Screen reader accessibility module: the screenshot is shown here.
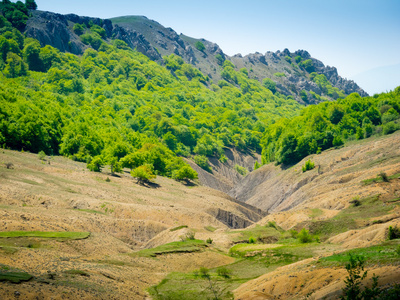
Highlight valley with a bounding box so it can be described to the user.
[0,1,399,299]
[1,132,399,299]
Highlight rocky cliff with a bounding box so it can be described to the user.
[24,10,367,104]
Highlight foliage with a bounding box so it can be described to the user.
[194,41,205,52]
[388,226,400,240]
[297,228,313,243]
[0,231,90,239]
[262,77,276,93]
[194,155,211,172]
[133,239,206,257]
[73,23,85,35]
[87,156,103,172]
[254,161,261,170]
[234,164,248,176]
[0,271,33,283]
[172,165,198,182]
[262,89,400,165]
[38,150,46,161]
[25,0,37,10]
[302,159,315,172]
[4,162,13,169]
[0,18,303,181]
[216,267,231,279]
[131,164,156,184]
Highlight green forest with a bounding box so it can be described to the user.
[1,1,400,181]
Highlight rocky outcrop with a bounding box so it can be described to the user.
[25,10,368,103]
[211,208,253,229]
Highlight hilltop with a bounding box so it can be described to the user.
[23,10,367,104]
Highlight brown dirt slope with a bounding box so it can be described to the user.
[0,149,261,299]
[231,132,400,213]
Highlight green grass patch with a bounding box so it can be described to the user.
[309,195,395,239]
[318,240,400,267]
[362,172,400,186]
[309,208,324,219]
[170,225,188,232]
[76,209,106,215]
[204,226,217,232]
[0,271,33,283]
[95,259,127,266]
[132,239,207,257]
[150,242,320,299]
[64,269,90,277]
[0,231,90,240]
[228,225,280,243]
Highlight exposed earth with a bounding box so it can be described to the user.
[1,132,400,299]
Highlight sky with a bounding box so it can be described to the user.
[33,0,400,94]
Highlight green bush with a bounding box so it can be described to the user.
[194,155,211,172]
[73,23,85,35]
[302,159,315,172]
[388,226,400,240]
[87,156,103,172]
[235,164,248,176]
[248,237,256,244]
[383,121,399,135]
[298,228,313,243]
[341,254,383,300]
[195,41,205,52]
[216,267,232,278]
[131,164,156,184]
[38,150,46,161]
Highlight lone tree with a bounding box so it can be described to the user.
[172,165,198,183]
[131,164,156,185]
[25,0,37,10]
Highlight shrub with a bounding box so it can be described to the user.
[302,159,315,172]
[254,161,261,170]
[206,237,213,244]
[341,254,381,300]
[172,165,198,182]
[350,196,361,207]
[219,154,228,163]
[38,150,46,161]
[199,267,209,279]
[73,23,85,35]
[383,121,399,135]
[289,229,298,238]
[298,228,313,243]
[4,162,13,169]
[262,78,276,93]
[180,231,195,241]
[195,41,205,52]
[379,172,389,182]
[248,237,256,244]
[217,267,232,278]
[194,155,212,172]
[131,164,156,184]
[235,164,248,176]
[87,156,103,172]
[388,226,400,240]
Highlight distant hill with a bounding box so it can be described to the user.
[23,10,367,104]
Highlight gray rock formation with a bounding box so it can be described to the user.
[24,10,368,103]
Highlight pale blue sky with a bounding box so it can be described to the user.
[33,0,400,94]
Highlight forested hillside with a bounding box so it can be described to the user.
[0,3,300,181]
[261,88,400,165]
[1,1,399,184]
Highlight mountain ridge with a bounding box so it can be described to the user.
[24,10,367,104]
